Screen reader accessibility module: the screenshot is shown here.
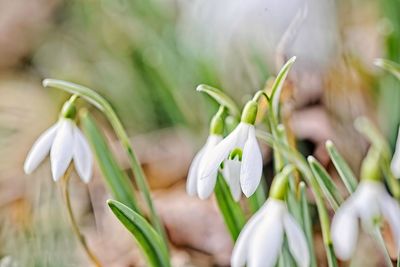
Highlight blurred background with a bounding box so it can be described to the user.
[0,0,399,266]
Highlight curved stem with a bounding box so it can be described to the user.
[61,169,103,267]
[252,90,270,102]
[43,79,168,245]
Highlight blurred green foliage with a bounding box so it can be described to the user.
[34,0,224,134]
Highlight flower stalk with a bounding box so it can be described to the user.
[61,167,102,267]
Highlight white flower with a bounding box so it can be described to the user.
[24,118,93,183]
[231,199,310,267]
[331,181,400,260]
[200,122,263,197]
[186,134,222,199]
[391,126,400,179]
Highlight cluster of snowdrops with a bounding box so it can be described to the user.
[24,57,400,267]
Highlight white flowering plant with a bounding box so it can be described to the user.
[22,57,400,267]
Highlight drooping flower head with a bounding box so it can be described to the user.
[187,105,243,200]
[231,166,310,267]
[24,96,93,183]
[200,99,263,197]
[331,148,400,260]
[187,106,225,199]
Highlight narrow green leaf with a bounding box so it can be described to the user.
[248,179,267,214]
[326,243,339,267]
[270,56,296,117]
[308,156,343,210]
[107,200,170,267]
[286,176,302,226]
[325,140,358,193]
[300,182,317,267]
[214,173,246,240]
[81,111,139,212]
[196,84,240,117]
[278,238,297,267]
[375,58,400,81]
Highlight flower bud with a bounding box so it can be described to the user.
[210,114,224,135]
[360,147,381,182]
[269,165,294,200]
[61,97,77,119]
[241,100,258,125]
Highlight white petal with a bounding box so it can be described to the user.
[391,126,400,178]
[231,202,270,267]
[200,124,247,179]
[283,213,310,267]
[331,199,359,260]
[197,171,218,199]
[186,147,205,196]
[24,122,59,174]
[240,126,263,197]
[354,181,383,231]
[73,126,93,183]
[247,207,284,267]
[50,119,75,181]
[187,135,222,197]
[379,194,400,251]
[197,135,223,173]
[223,159,242,201]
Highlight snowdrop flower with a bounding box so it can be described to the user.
[331,180,400,260]
[187,107,242,200]
[391,125,400,179]
[186,134,222,199]
[24,97,93,183]
[332,148,400,260]
[200,100,263,197]
[231,198,309,267]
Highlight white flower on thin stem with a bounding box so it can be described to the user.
[331,181,400,260]
[24,117,93,183]
[391,126,400,179]
[200,122,263,197]
[231,198,310,267]
[186,134,222,199]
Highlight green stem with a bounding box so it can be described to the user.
[252,90,270,102]
[61,169,103,267]
[43,79,167,245]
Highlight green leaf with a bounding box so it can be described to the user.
[375,58,400,81]
[214,173,246,240]
[270,56,296,117]
[248,179,267,214]
[325,140,358,193]
[300,182,317,267]
[196,84,240,117]
[326,243,339,267]
[308,156,343,210]
[107,200,170,267]
[80,111,140,212]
